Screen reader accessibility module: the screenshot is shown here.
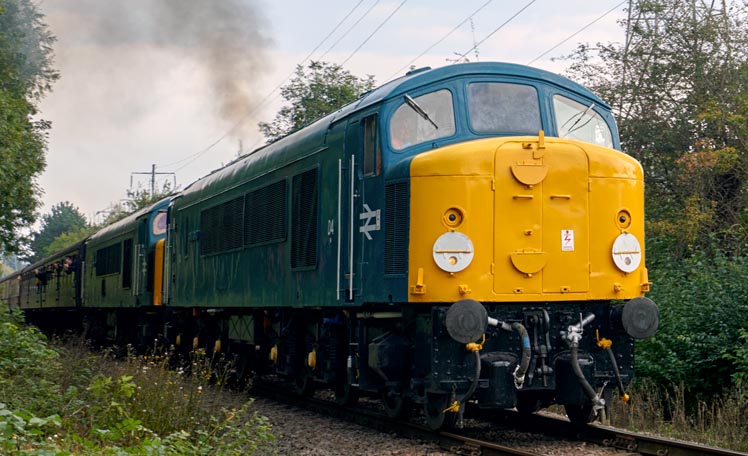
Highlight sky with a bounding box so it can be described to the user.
[35,0,628,223]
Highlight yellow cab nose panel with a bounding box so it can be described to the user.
[408,136,646,304]
[494,140,590,295]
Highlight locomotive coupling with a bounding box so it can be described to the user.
[563,313,596,348]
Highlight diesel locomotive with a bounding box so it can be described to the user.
[0,62,659,429]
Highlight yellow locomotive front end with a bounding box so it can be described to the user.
[406,132,658,426]
[408,132,649,303]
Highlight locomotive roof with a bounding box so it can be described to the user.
[354,61,608,112]
[177,62,608,207]
[88,196,171,245]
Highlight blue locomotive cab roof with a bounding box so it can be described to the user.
[375,62,618,154]
[179,62,619,203]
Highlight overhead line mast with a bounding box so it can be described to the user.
[131,164,176,197]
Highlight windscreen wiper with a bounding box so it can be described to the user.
[562,102,595,137]
[404,94,439,129]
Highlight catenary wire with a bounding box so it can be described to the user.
[339,0,409,66]
[527,1,626,65]
[318,0,381,62]
[455,0,539,61]
[387,0,494,81]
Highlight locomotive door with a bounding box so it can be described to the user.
[134,218,149,304]
[340,114,382,302]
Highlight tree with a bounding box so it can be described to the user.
[42,225,96,257]
[258,61,375,141]
[88,182,175,229]
[562,0,748,398]
[0,0,58,254]
[27,202,87,263]
[564,0,748,257]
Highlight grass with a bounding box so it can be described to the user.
[608,379,748,451]
[0,310,276,455]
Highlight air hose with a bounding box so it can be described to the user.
[462,350,482,402]
[570,345,602,404]
[444,339,483,424]
[511,322,531,389]
[564,313,605,414]
[596,330,630,402]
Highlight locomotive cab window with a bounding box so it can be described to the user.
[362,115,380,176]
[152,211,167,236]
[467,82,540,133]
[389,89,455,150]
[553,95,613,148]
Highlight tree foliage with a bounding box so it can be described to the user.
[27,202,87,263]
[258,61,375,141]
[0,0,58,254]
[564,0,748,257]
[42,225,96,258]
[101,183,174,226]
[563,0,748,398]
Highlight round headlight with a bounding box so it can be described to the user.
[433,232,474,273]
[612,233,642,273]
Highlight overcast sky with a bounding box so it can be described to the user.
[36,0,628,222]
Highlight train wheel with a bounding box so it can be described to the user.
[334,382,359,406]
[294,368,315,397]
[423,393,458,430]
[382,387,408,418]
[564,404,596,425]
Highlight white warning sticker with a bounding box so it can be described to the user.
[561,229,575,252]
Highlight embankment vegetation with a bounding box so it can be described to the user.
[0,310,274,455]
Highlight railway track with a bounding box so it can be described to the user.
[250,379,748,456]
[499,410,748,456]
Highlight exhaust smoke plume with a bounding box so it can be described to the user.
[45,0,271,139]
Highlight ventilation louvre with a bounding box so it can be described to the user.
[200,196,244,255]
[291,169,319,269]
[245,181,287,246]
[385,182,409,275]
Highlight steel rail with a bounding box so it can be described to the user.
[251,380,747,456]
[251,381,541,456]
[500,410,748,456]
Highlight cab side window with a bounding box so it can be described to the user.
[362,115,380,176]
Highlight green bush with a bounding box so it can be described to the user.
[637,249,748,398]
[0,310,63,415]
[0,310,275,455]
